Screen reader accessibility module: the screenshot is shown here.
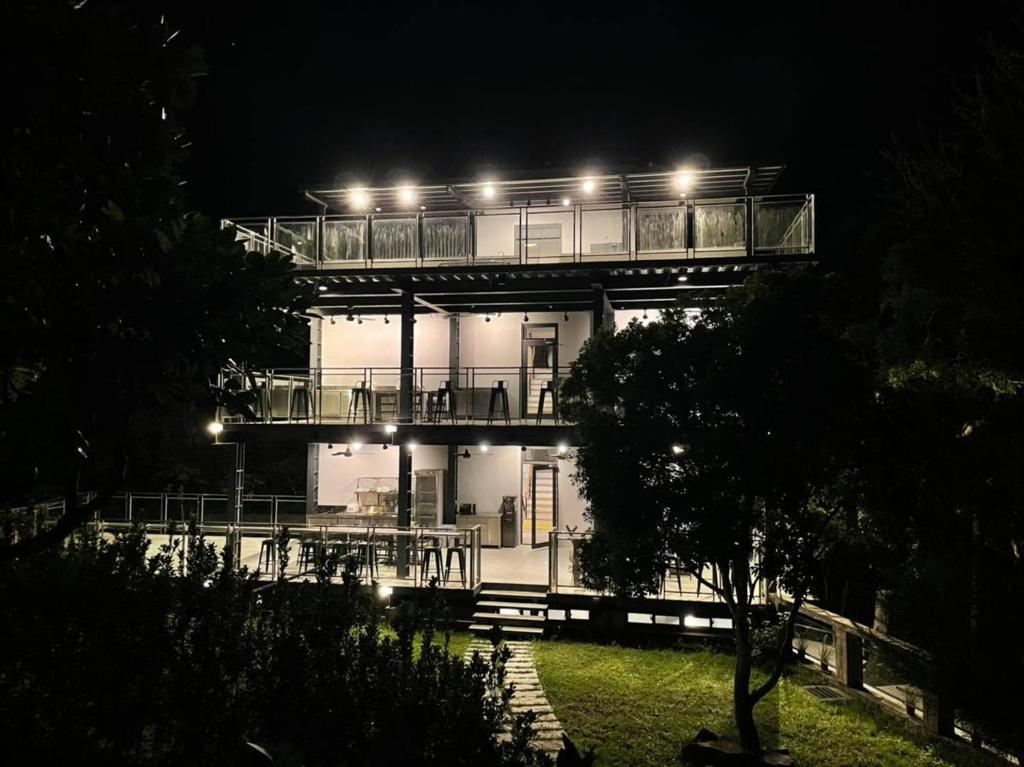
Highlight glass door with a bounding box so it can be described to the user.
[521,463,557,548]
[521,324,558,421]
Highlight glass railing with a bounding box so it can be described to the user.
[95,517,482,590]
[222,194,814,270]
[217,366,572,426]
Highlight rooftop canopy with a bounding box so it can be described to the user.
[306,165,784,213]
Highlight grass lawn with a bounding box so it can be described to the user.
[533,639,1001,767]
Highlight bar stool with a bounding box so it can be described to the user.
[290,386,312,423]
[420,536,444,581]
[348,382,371,422]
[354,532,377,580]
[535,379,559,424]
[444,540,467,587]
[487,380,511,425]
[257,538,276,573]
[297,538,321,573]
[432,380,457,423]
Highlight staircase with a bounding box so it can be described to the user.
[470,582,549,638]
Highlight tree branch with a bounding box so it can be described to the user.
[750,588,805,705]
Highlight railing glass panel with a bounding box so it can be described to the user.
[695,203,746,252]
[474,211,521,263]
[423,215,470,262]
[637,205,687,254]
[322,219,367,264]
[371,218,417,262]
[581,207,630,257]
[523,209,576,264]
[754,199,813,254]
[274,219,318,267]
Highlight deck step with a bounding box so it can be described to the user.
[476,600,548,611]
[479,589,549,600]
[472,611,546,624]
[469,623,545,636]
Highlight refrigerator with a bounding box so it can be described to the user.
[413,469,445,527]
[499,495,518,547]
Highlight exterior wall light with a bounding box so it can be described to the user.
[207,421,224,435]
[350,188,369,209]
[674,171,695,193]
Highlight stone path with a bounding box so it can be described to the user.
[464,638,565,758]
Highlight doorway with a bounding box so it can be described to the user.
[521,323,558,421]
[521,461,557,548]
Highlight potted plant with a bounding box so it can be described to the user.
[794,633,809,662]
[819,643,833,673]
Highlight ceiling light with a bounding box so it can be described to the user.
[385,424,398,434]
[561,197,571,206]
[207,421,223,435]
[581,178,595,194]
[407,441,417,452]
[350,188,369,209]
[399,186,416,205]
[318,285,327,292]
[419,205,426,211]
[557,443,568,455]
[678,275,688,283]
[482,183,496,199]
[674,171,695,193]
[480,443,489,453]
[374,206,382,212]
[352,441,363,451]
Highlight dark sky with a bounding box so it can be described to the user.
[182,1,1015,224]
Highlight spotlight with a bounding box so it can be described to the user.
[482,183,496,199]
[521,446,527,452]
[384,314,390,324]
[523,312,529,322]
[350,188,369,209]
[485,314,491,322]
[674,170,694,193]
[330,316,336,325]
[207,421,223,435]
[328,443,333,449]
[581,178,596,194]
[643,308,648,319]
[399,186,416,205]
[357,316,363,325]
[346,312,355,322]
[382,442,389,450]
[462,448,471,459]
[563,311,569,321]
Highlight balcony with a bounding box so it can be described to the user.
[218,366,573,427]
[224,193,814,273]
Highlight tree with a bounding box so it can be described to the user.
[561,270,872,756]
[0,1,307,557]
[874,36,1024,750]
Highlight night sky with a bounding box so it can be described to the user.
[182,1,1014,233]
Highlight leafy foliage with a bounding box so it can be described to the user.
[0,1,308,553]
[561,269,874,753]
[0,526,548,766]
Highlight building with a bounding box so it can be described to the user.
[210,166,814,634]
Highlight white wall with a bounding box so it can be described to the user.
[317,443,398,506]
[557,451,589,532]
[458,311,590,369]
[456,446,520,518]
